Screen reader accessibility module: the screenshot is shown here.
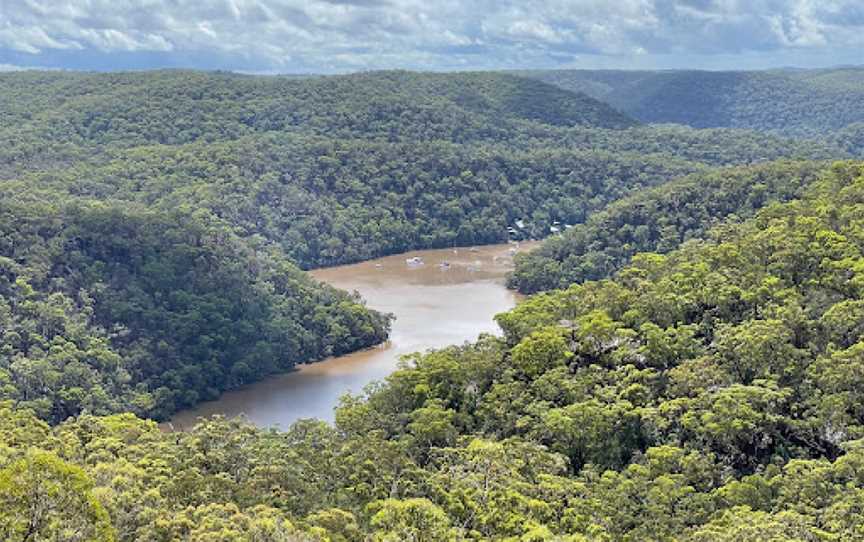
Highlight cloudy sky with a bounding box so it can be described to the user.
[1,0,862,73]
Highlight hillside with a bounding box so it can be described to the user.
[0,197,390,423]
[0,69,636,178]
[0,138,712,268]
[508,160,827,293]
[3,130,843,269]
[0,70,637,139]
[5,162,864,539]
[0,70,846,268]
[521,67,864,138]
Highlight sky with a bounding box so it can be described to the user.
[1,0,862,73]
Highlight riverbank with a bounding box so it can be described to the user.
[167,241,535,430]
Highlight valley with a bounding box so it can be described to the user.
[168,242,532,428]
[2,66,864,541]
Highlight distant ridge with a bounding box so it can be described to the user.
[520,67,864,137]
[0,69,637,151]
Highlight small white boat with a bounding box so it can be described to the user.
[406,257,424,265]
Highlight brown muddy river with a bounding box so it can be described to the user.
[168,242,533,430]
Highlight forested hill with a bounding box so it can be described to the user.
[0,70,636,141]
[2,130,842,269]
[0,69,634,176]
[508,160,827,293]
[0,70,846,268]
[0,198,391,423]
[520,67,864,138]
[6,162,864,540]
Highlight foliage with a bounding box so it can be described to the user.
[1,67,863,539]
[4,162,864,539]
[509,160,826,293]
[0,70,845,268]
[0,69,633,179]
[0,198,390,422]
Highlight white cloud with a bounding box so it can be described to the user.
[0,25,81,53]
[0,63,58,71]
[505,20,569,44]
[0,0,862,71]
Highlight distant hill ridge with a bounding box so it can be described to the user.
[519,67,864,138]
[0,69,847,270]
[0,69,636,149]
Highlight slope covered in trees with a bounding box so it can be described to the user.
[0,138,714,268]
[4,133,841,269]
[0,69,637,142]
[0,69,635,178]
[4,161,864,540]
[521,68,864,138]
[0,70,846,267]
[0,197,390,423]
[508,160,827,293]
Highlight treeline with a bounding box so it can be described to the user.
[0,198,390,423]
[5,162,864,540]
[522,67,864,139]
[509,160,827,293]
[3,136,707,268]
[5,131,838,268]
[0,70,633,179]
[0,69,850,270]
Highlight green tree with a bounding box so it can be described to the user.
[0,450,115,542]
[368,498,454,542]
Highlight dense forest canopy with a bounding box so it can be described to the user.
[5,162,864,540]
[520,67,864,138]
[509,160,828,293]
[2,67,864,539]
[0,70,846,267]
[0,138,720,267]
[0,70,633,178]
[0,197,390,423]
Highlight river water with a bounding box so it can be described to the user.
[168,242,532,430]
